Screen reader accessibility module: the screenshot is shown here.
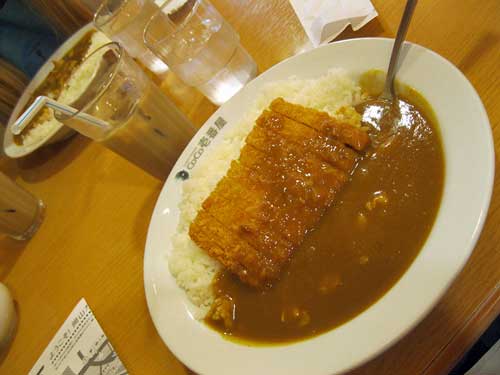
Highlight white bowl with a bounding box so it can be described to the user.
[143,38,494,375]
[3,23,98,158]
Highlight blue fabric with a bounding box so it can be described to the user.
[0,0,50,31]
[0,0,60,77]
[0,24,58,77]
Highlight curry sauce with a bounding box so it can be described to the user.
[206,76,444,343]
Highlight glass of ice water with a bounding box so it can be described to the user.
[94,0,169,77]
[144,0,257,105]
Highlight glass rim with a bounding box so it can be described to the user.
[55,42,124,122]
[93,0,131,30]
[143,0,202,53]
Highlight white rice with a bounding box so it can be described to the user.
[21,31,110,147]
[170,69,364,318]
[58,32,110,105]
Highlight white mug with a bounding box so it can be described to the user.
[0,283,16,357]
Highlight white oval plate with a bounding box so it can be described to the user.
[3,23,107,158]
[144,38,494,375]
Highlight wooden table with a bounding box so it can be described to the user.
[1,0,499,373]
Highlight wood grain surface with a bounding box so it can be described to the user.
[1,0,499,374]
[0,59,28,125]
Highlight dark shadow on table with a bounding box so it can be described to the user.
[334,18,387,42]
[16,134,91,183]
[0,236,27,279]
[131,179,163,251]
[0,157,21,181]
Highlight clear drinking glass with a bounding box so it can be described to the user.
[55,42,196,180]
[0,172,44,241]
[144,0,257,105]
[94,0,169,76]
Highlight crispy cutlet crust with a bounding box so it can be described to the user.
[239,143,347,210]
[226,159,309,247]
[270,98,370,151]
[189,209,278,287]
[237,146,316,245]
[253,110,358,172]
[202,162,294,266]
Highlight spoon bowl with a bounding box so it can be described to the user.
[359,0,418,135]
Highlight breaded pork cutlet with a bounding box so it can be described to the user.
[240,144,347,214]
[189,209,279,287]
[189,99,370,287]
[253,110,358,172]
[202,161,295,267]
[270,98,370,151]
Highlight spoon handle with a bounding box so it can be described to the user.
[383,0,418,99]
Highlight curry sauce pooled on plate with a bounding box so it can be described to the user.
[175,70,444,343]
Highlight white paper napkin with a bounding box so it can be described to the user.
[289,0,378,47]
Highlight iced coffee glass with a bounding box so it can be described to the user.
[94,0,168,76]
[0,172,44,240]
[55,42,196,180]
[144,0,257,105]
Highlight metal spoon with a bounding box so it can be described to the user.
[381,0,418,100]
[359,0,418,137]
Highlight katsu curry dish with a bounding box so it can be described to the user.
[170,69,444,343]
